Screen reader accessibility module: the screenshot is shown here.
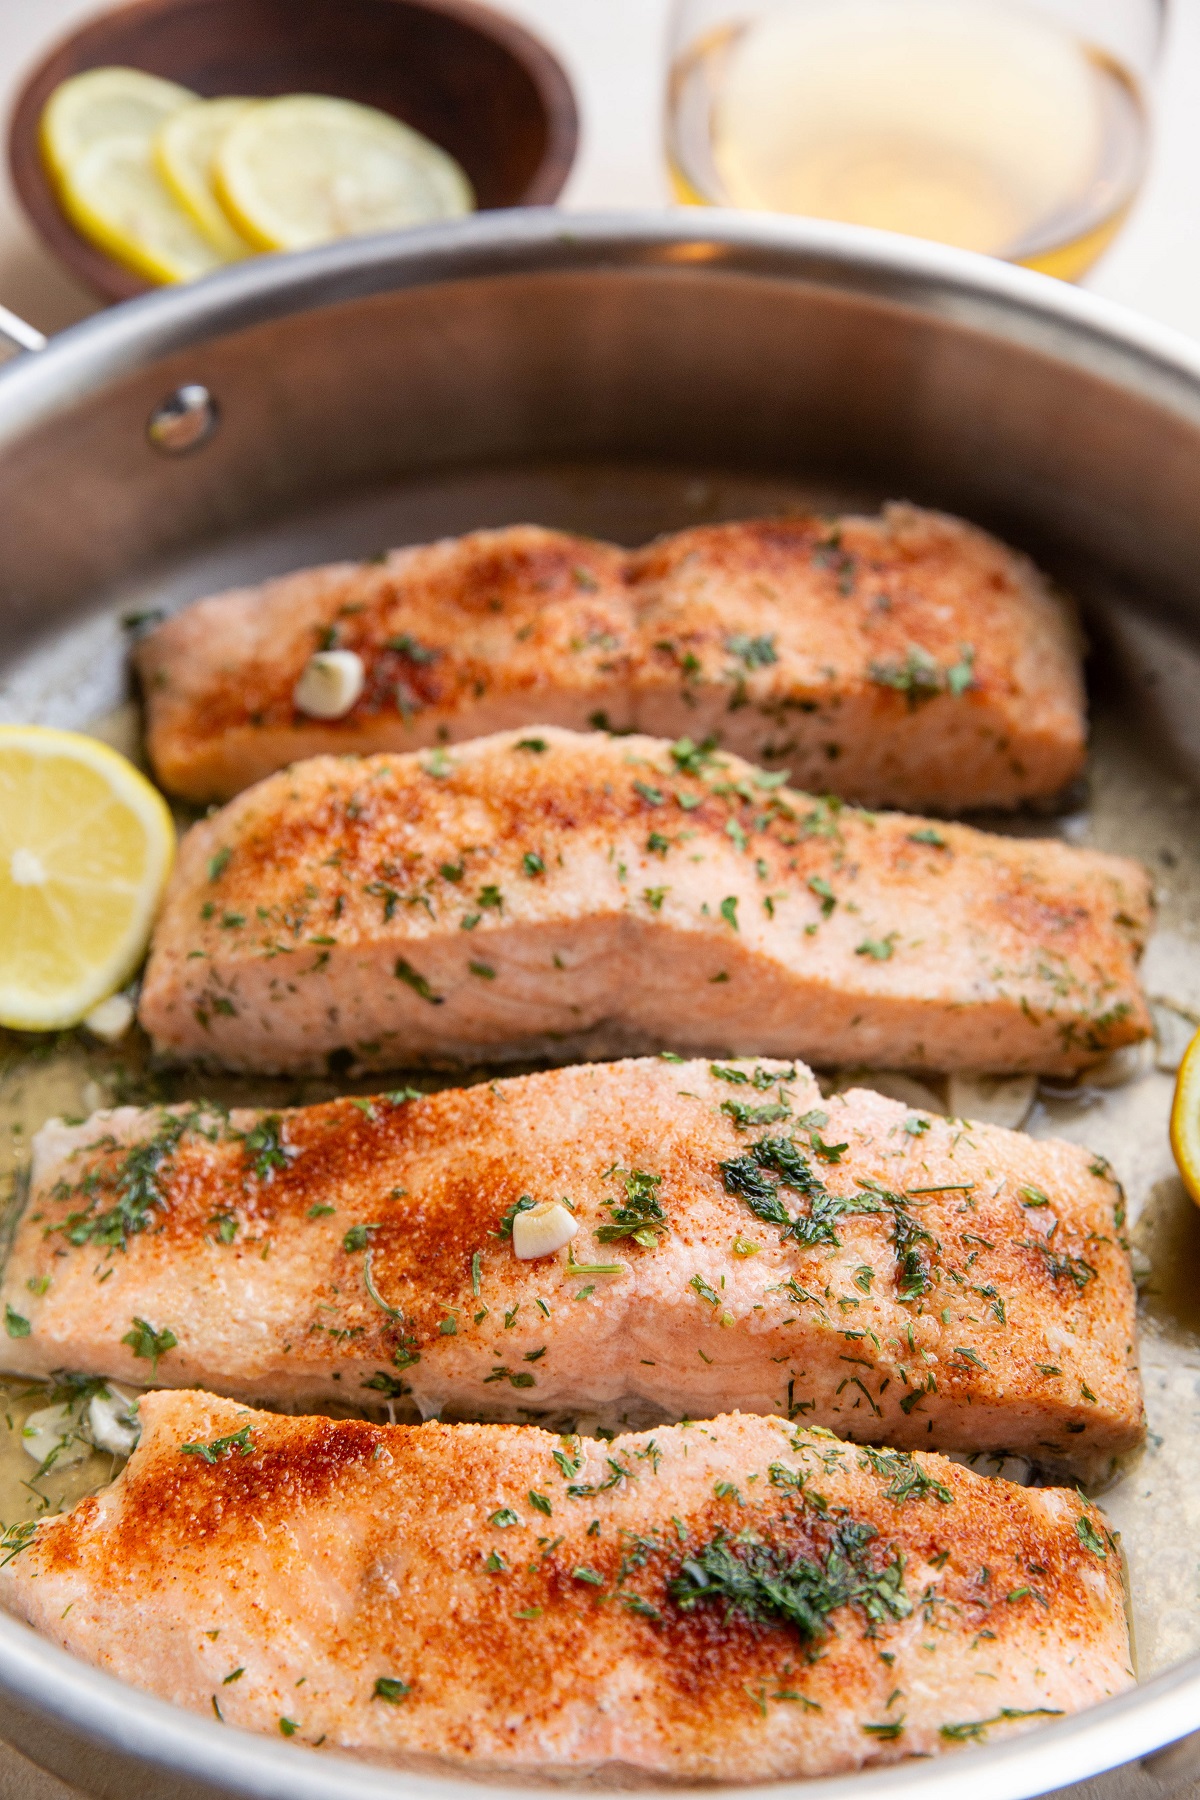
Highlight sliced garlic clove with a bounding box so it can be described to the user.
[293,650,365,719]
[946,1072,1036,1131]
[83,991,135,1043]
[21,1402,90,1470]
[512,1200,578,1261]
[87,1383,141,1456]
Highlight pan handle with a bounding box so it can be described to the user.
[0,305,47,355]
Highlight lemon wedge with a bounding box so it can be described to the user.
[213,94,474,251]
[56,133,227,283]
[0,727,175,1031]
[1172,1027,1200,1206]
[40,66,195,188]
[155,97,257,258]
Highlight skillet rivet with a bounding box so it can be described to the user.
[146,384,220,455]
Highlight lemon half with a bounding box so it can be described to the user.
[0,728,175,1031]
[40,66,195,187]
[155,97,257,257]
[214,94,474,251]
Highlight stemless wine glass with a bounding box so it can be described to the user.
[666,0,1164,279]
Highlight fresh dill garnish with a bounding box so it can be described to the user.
[669,1520,911,1643]
[726,633,778,669]
[0,1520,38,1567]
[939,1707,1061,1743]
[393,959,444,1005]
[58,1110,193,1253]
[596,1170,667,1247]
[858,1448,953,1506]
[1022,1238,1096,1289]
[240,1115,292,1182]
[180,1425,255,1464]
[1075,1516,1108,1558]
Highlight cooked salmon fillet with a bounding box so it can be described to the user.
[135,507,1086,811]
[137,727,1152,1077]
[1,1059,1141,1478]
[0,1393,1132,1779]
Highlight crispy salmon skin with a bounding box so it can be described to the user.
[0,1395,1132,1779]
[137,727,1152,1076]
[135,507,1086,811]
[1,1059,1141,1477]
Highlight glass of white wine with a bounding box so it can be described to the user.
[666,0,1164,280]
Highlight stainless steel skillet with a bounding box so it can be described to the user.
[1,209,1200,1800]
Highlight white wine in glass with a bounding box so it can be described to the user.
[666,0,1161,280]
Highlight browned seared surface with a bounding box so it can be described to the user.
[2,1060,1142,1477]
[136,728,1152,1076]
[0,1395,1132,1778]
[136,508,1086,811]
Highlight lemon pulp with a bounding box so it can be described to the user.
[155,97,257,257]
[214,93,474,251]
[0,728,175,1031]
[40,66,195,186]
[57,134,227,283]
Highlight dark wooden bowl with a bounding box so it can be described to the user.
[8,0,579,303]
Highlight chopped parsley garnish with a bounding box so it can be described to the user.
[807,875,836,918]
[523,852,545,877]
[721,1098,792,1131]
[634,781,665,806]
[207,847,231,882]
[514,738,548,753]
[669,736,718,775]
[373,1677,411,1702]
[719,896,739,931]
[4,1305,30,1339]
[489,1507,520,1528]
[855,934,898,961]
[122,1316,177,1371]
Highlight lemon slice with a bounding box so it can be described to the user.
[155,97,257,258]
[1172,1027,1200,1206]
[213,94,474,251]
[57,133,227,283]
[40,66,196,187]
[0,727,175,1030]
